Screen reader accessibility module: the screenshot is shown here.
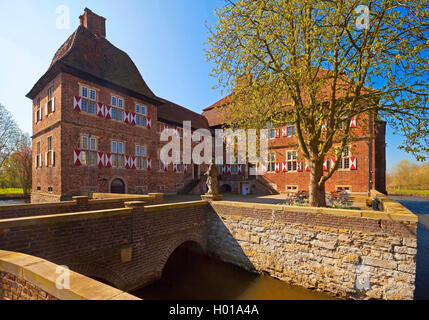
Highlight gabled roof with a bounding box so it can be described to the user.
[26,25,160,104]
[156,97,209,129]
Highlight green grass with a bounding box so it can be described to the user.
[388,189,429,196]
[0,188,24,195]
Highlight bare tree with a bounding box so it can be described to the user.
[7,134,32,198]
[0,104,22,167]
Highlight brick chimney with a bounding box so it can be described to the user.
[79,8,106,38]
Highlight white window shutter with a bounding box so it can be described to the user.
[45,103,48,116]
[52,97,55,112]
[35,156,38,168]
[35,111,38,123]
[39,155,42,167]
[39,108,42,121]
[45,152,48,167]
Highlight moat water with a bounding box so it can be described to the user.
[132,247,337,300]
[1,196,428,299]
[391,196,429,300]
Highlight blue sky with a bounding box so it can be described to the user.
[0,0,424,171]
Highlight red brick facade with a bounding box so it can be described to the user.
[203,96,386,196]
[28,9,208,202]
[27,8,386,201]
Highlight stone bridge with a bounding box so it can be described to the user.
[0,191,419,300]
[0,195,208,292]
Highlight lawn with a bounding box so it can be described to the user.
[0,188,24,195]
[388,189,429,196]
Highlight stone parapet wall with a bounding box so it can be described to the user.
[0,200,208,294]
[207,200,417,300]
[0,250,138,300]
[0,193,163,219]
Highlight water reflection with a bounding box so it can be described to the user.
[133,248,337,300]
[391,196,429,300]
[0,199,26,205]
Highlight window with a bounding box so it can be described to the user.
[286,185,298,192]
[47,136,55,167]
[81,135,97,166]
[135,104,147,127]
[112,140,124,168]
[287,151,298,172]
[36,141,41,168]
[158,185,165,193]
[111,96,124,122]
[176,154,184,172]
[89,89,96,101]
[338,147,351,170]
[135,144,147,170]
[336,186,351,192]
[80,85,97,115]
[266,123,276,139]
[286,125,296,137]
[47,86,54,114]
[267,152,276,172]
[35,98,41,122]
[48,186,53,192]
[176,183,184,191]
[136,186,147,194]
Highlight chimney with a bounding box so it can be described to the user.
[79,8,106,38]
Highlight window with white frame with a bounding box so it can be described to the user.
[111,96,124,122]
[286,124,296,137]
[81,135,97,166]
[338,147,351,170]
[36,141,41,168]
[287,151,298,172]
[135,144,147,170]
[111,140,125,168]
[286,185,298,192]
[267,152,276,172]
[35,98,41,122]
[80,85,97,115]
[135,104,147,127]
[47,86,54,114]
[47,136,55,167]
[266,122,276,139]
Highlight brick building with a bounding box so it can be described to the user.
[27,8,386,202]
[27,9,209,203]
[203,95,386,195]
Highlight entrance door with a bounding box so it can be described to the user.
[110,178,125,194]
[242,183,250,195]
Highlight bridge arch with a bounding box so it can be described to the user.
[156,235,207,278]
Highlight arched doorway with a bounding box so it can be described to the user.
[110,178,125,194]
[220,184,232,193]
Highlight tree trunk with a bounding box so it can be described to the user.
[309,158,327,207]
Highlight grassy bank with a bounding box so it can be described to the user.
[0,188,24,195]
[388,189,429,197]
